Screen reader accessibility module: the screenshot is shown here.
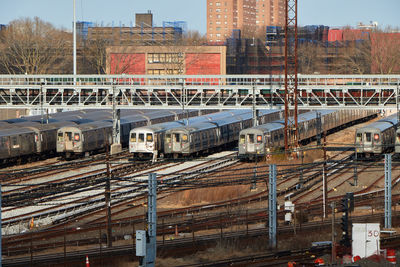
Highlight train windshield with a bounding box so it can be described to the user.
[239,135,245,144]
[147,133,153,142]
[356,133,362,142]
[139,133,144,143]
[173,133,180,142]
[166,134,171,143]
[130,133,136,142]
[248,134,254,144]
[57,132,63,141]
[365,133,371,142]
[397,133,400,142]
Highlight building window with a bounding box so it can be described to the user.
[216,27,221,31]
[216,8,221,12]
[216,2,221,6]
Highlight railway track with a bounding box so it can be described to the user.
[2,151,238,234]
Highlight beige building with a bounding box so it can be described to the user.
[207,0,285,43]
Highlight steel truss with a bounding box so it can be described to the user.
[0,75,399,109]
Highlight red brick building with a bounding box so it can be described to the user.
[106,46,226,75]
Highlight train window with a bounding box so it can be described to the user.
[147,133,153,142]
[365,133,371,142]
[356,133,362,142]
[374,134,379,142]
[174,133,180,142]
[74,133,80,141]
[397,133,400,142]
[139,133,144,143]
[35,134,39,142]
[130,133,136,142]
[257,135,262,143]
[166,134,171,143]
[182,134,188,143]
[58,132,63,141]
[239,135,245,144]
[248,134,254,144]
[65,132,72,141]
[12,136,17,145]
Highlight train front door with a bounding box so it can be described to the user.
[364,132,372,151]
[64,132,73,151]
[172,133,181,152]
[247,134,255,153]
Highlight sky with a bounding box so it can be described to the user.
[1,0,400,33]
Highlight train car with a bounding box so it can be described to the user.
[164,112,257,158]
[356,113,398,156]
[56,109,204,158]
[0,127,36,163]
[239,109,377,160]
[129,110,254,160]
[57,121,114,157]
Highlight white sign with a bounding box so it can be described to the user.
[352,223,380,259]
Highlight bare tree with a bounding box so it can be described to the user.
[0,17,69,74]
[370,28,400,74]
[81,37,109,74]
[298,42,326,74]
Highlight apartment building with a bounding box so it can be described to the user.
[207,0,285,43]
[256,0,285,28]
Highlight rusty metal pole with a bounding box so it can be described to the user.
[284,0,289,154]
[284,0,299,156]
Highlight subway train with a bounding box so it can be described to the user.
[56,109,203,158]
[239,109,377,160]
[163,109,284,158]
[0,109,197,163]
[0,110,117,163]
[129,110,256,160]
[356,113,398,156]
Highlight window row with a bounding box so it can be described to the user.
[148,53,183,64]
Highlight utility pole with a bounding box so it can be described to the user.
[252,79,258,127]
[105,148,112,247]
[269,164,277,249]
[322,132,327,219]
[73,0,77,84]
[137,173,157,267]
[284,0,299,156]
[331,202,336,264]
[111,82,121,154]
[385,154,392,229]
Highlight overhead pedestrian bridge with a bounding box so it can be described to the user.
[0,74,399,110]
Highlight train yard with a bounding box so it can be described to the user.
[1,108,400,266]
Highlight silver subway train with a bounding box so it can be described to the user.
[56,110,201,158]
[129,110,255,160]
[163,109,283,158]
[239,109,377,160]
[356,113,398,156]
